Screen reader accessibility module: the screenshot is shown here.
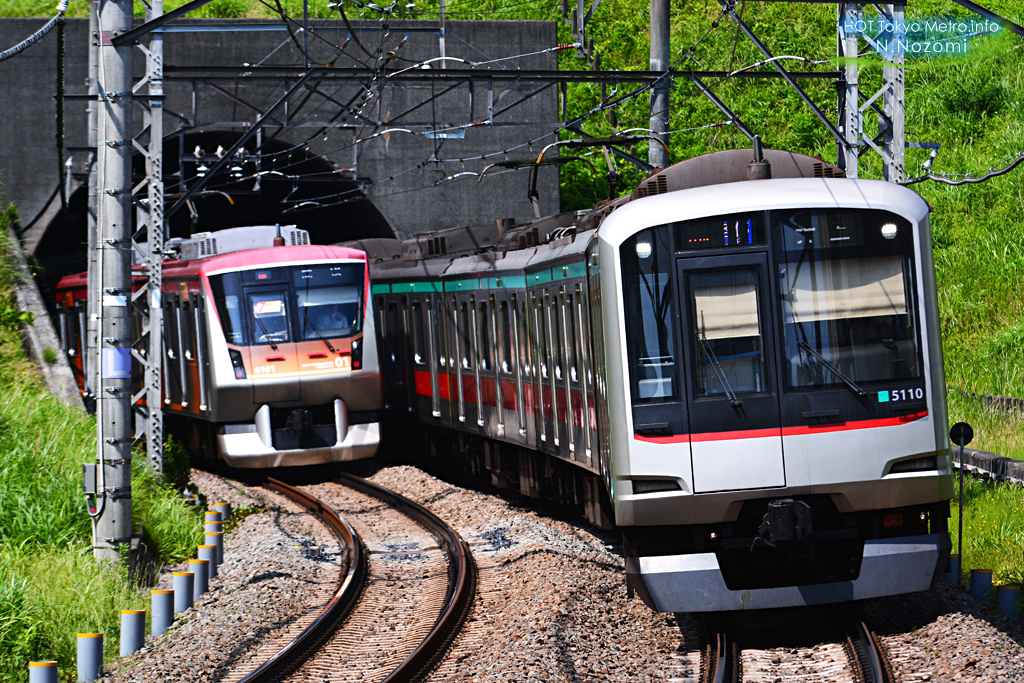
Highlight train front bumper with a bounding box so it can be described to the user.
[626,532,950,612]
[216,399,380,468]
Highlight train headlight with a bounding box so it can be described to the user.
[635,240,652,259]
[881,223,898,240]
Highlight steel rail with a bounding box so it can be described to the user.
[845,620,895,683]
[699,616,740,683]
[335,471,477,683]
[238,477,366,683]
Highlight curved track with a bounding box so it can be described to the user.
[238,474,475,683]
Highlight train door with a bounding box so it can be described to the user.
[409,296,435,420]
[163,292,184,408]
[191,291,210,413]
[435,295,454,427]
[677,254,785,492]
[382,297,409,415]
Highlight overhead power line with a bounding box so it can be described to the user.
[0,0,68,63]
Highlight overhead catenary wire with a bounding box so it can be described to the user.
[904,151,1024,186]
[0,0,69,63]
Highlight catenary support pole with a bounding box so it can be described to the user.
[85,0,99,404]
[94,0,134,563]
[648,0,670,169]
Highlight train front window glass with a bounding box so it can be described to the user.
[248,292,290,345]
[774,209,920,390]
[689,269,766,397]
[292,264,364,339]
[209,273,246,345]
[621,227,677,404]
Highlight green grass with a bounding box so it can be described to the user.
[949,474,1024,590]
[0,207,205,681]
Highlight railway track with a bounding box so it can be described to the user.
[699,609,895,683]
[235,474,475,683]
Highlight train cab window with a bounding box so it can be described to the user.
[499,300,512,374]
[248,292,291,345]
[293,264,364,339]
[411,302,427,365]
[689,269,766,397]
[621,228,678,403]
[774,209,920,390]
[478,301,492,371]
[460,302,473,370]
[209,273,246,345]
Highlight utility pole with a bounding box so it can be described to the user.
[132,0,165,472]
[94,0,133,563]
[439,0,446,65]
[85,0,99,405]
[649,0,671,169]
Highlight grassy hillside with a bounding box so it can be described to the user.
[4,0,1024,440]
[0,208,204,679]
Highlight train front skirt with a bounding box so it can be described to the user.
[626,532,951,612]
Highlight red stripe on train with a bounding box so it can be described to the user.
[633,411,928,444]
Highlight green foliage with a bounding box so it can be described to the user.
[0,305,33,331]
[949,474,1024,589]
[42,346,58,364]
[0,205,203,679]
[161,436,192,492]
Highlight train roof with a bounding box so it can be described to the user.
[165,244,367,278]
[596,177,930,247]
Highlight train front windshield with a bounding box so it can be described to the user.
[209,263,365,346]
[774,209,920,389]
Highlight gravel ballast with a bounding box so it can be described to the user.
[104,465,1024,682]
[108,471,346,682]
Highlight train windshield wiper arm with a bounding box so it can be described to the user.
[798,341,867,396]
[303,311,338,354]
[252,313,279,351]
[696,331,742,407]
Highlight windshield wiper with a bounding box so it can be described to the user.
[798,341,867,396]
[696,331,742,407]
[303,311,338,355]
[252,314,279,351]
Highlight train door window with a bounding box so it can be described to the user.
[478,300,492,371]
[620,227,678,403]
[689,268,766,397]
[566,292,579,384]
[499,300,512,374]
[164,298,180,361]
[552,296,563,381]
[411,302,427,365]
[387,302,400,359]
[517,298,530,377]
[537,297,549,379]
[208,273,246,345]
[180,296,195,361]
[248,292,291,345]
[578,292,592,387]
[460,301,473,369]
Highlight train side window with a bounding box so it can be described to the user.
[620,227,678,403]
[411,302,427,365]
[478,301,492,371]
[500,300,512,374]
[208,273,246,345]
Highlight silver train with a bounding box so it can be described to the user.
[366,148,953,612]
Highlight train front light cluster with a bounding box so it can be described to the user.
[351,338,362,369]
[229,349,246,379]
